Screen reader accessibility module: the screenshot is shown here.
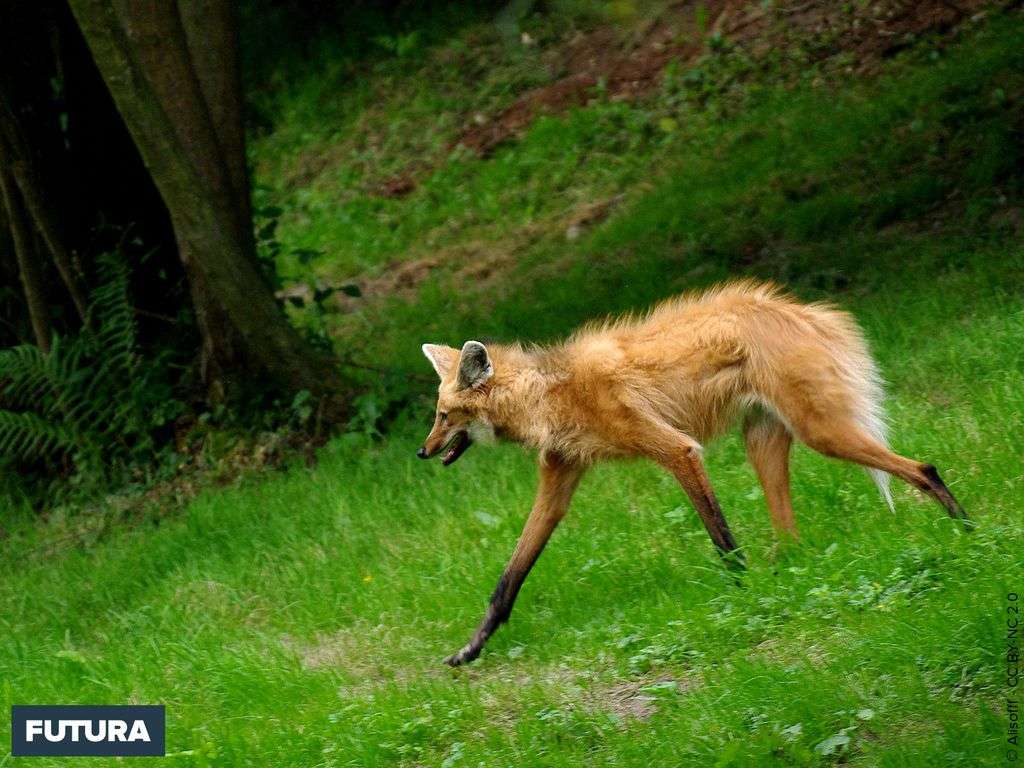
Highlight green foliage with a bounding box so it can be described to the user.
[0,255,184,500]
[372,30,423,59]
[0,408,73,460]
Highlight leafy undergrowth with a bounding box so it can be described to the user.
[3,4,1023,767]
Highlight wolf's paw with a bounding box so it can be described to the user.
[721,548,746,573]
[444,644,481,667]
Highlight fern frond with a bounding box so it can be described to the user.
[87,254,138,377]
[0,344,53,408]
[0,410,74,461]
[1,250,151,482]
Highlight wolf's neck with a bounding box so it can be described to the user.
[488,346,568,449]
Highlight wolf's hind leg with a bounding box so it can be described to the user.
[444,452,585,667]
[743,411,796,539]
[793,415,968,524]
[647,431,744,570]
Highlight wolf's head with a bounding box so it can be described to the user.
[417,341,496,466]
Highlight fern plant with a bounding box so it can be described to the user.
[0,254,182,498]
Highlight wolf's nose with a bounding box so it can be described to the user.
[416,447,428,459]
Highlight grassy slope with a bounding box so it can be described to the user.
[3,8,1024,768]
[250,6,1024,413]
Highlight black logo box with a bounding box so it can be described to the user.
[11,705,165,757]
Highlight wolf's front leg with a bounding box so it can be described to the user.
[445,452,585,666]
[648,430,745,571]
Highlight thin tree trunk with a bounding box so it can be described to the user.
[0,170,51,352]
[9,162,90,325]
[0,93,90,326]
[68,0,347,411]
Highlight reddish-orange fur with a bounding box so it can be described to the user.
[420,281,966,666]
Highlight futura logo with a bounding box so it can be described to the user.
[11,705,165,757]
[25,717,151,742]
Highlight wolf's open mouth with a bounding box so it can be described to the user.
[441,431,472,466]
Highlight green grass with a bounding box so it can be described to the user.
[3,5,1024,767]
[1,271,1020,765]
[248,3,617,280]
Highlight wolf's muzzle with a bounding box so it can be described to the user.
[440,431,471,465]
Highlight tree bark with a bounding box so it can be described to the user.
[104,0,252,397]
[177,0,254,397]
[67,0,347,410]
[0,93,90,326]
[9,163,91,326]
[0,170,51,353]
[178,0,251,234]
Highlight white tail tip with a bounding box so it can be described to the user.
[869,468,894,512]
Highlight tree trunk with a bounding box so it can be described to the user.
[9,162,91,326]
[178,0,252,235]
[0,93,90,327]
[0,170,51,352]
[67,0,347,412]
[177,0,255,398]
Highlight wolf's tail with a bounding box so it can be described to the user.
[859,401,894,512]
[819,310,894,511]
[831,314,893,512]
[738,284,894,511]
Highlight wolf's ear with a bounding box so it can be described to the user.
[422,343,458,379]
[457,340,493,390]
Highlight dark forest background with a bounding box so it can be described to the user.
[0,1,488,504]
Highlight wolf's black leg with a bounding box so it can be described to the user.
[918,464,972,530]
[658,441,745,572]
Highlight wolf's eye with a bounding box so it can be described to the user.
[439,412,448,422]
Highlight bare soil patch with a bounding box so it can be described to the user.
[584,674,703,721]
[334,0,1005,311]
[453,0,996,157]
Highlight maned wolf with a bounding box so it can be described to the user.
[418,281,967,666]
